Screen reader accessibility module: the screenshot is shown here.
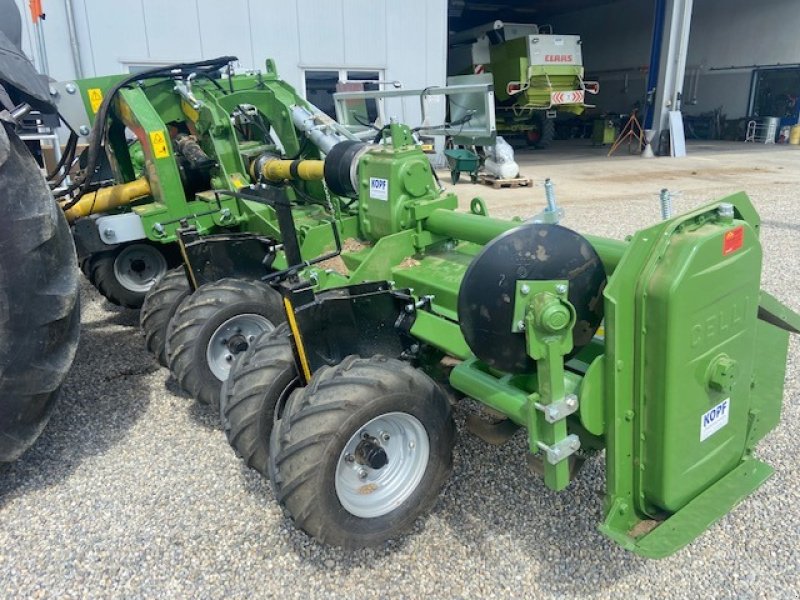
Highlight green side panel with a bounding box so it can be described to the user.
[601,459,773,559]
[745,319,790,449]
[578,355,605,436]
[640,220,762,513]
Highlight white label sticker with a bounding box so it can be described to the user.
[700,398,730,441]
[369,177,389,201]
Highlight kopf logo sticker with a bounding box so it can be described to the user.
[723,226,744,256]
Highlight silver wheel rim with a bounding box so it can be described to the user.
[206,314,273,381]
[335,412,430,519]
[112,244,168,293]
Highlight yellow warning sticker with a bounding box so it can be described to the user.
[149,130,170,159]
[87,88,103,113]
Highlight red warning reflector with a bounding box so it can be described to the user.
[723,226,744,256]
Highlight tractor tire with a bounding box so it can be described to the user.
[532,115,556,149]
[140,267,191,367]
[0,122,80,462]
[83,242,174,309]
[221,323,298,476]
[269,356,455,548]
[166,278,284,408]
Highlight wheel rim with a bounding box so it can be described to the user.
[112,244,168,293]
[206,314,274,381]
[335,412,430,519]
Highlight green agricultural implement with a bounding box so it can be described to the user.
[214,121,798,557]
[51,57,363,406]
[52,56,356,309]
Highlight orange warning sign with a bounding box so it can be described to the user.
[723,226,744,256]
[149,130,170,159]
[87,88,103,113]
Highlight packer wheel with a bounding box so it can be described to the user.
[269,356,455,548]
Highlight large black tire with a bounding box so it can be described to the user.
[140,267,191,367]
[0,123,80,462]
[166,278,285,408]
[83,242,175,309]
[221,323,298,476]
[527,114,556,149]
[269,356,455,548]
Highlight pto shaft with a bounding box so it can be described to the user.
[255,156,325,183]
[63,177,151,223]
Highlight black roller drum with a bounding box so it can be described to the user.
[457,223,606,374]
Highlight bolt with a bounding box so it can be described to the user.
[516,320,525,331]
[103,228,115,239]
[153,223,165,235]
[565,395,578,409]
[520,284,530,296]
[409,344,420,354]
[543,178,557,212]
[225,354,233,362]
[344,453,354,463]
[555,284,567,295]
[220,208,231,220]
[405,304,415,314]
[358,469,368,480]
[718,202,734,222]
[408,441,416,450]
[659,188,673,220]
[361,431,370,439]
[547,407,559,420]
[380,431,390,442]
[65,83,76,94]
[248,335,255,342]
[78,125,90,136]
[49,86,58,97]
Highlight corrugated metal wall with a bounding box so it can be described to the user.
[14,0,447,125]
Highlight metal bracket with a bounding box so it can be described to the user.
[537,434,581,465]
[534,393,579,423]
[96,212,147,245]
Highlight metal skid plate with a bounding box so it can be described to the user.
[457,223,606,373]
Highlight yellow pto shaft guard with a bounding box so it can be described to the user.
[63,177,151,223]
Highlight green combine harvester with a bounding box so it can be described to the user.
[449,20,598,146]
[199,120,799,557]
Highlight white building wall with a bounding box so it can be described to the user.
[13,0,447,125]
[550,0,800,118]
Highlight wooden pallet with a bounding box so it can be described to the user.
[479,174,532,189]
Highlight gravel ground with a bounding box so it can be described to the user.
[1,146,799,599]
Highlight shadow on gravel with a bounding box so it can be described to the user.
[434,410,646,594]
[244,405,646,590]
[0,289,151,507]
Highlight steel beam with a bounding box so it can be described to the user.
[649,0,694,154]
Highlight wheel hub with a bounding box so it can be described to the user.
[354,435,389,470]
[112,244,168,293]
[206,314,273,381]
[335,412,430,519]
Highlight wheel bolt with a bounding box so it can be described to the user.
[409,441,415,450]
[225,354,233,362]
[248,335,255,342]
[344,453,354,463]
[358,469,368,480]
[361,431,370,439]
[380,431,390,442]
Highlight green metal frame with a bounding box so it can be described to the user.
[73,59,353,264]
